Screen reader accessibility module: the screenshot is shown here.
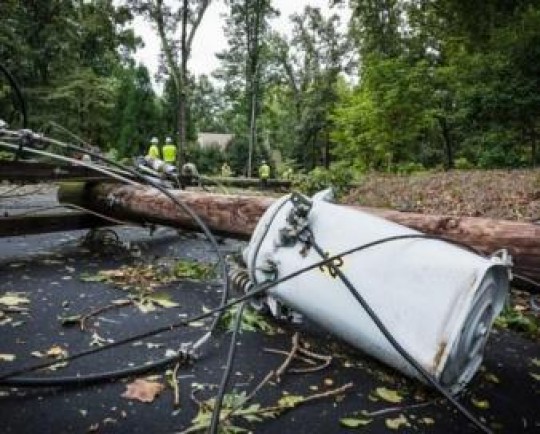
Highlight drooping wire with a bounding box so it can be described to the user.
[209,302,248,434]
[0,138,229,382]
[0,141,516,432]
[0,233,481,384]
[307,230,492,434]
[0,131,230,334]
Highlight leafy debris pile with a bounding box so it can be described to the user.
[344,169,540,222]
[80,259,215,293]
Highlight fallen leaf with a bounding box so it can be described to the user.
[532,358,540,368]
[79,273,107,282]
[0,353,16,362]
[385,414,410,430]
[48,361,69,371]
[112,299,131,305]
[340,417,372,428]
[146,293,180,308]
[135,300,156,313]
[484,373,500,384]
[471,397,490,409]
[46,345,67,358]
[122,379,164,403]
[324,378,334,387]
[530,373,540,381]
[277,394,304,408]
[189,321,205,328]
[0,293,30,307]
[375,387,403,403]
[421,417,435,425]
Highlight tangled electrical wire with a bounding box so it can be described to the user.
[0,125,232,371]
[1,63,539,434]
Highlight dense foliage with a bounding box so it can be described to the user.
[332,0,540,171]
[2,0,539,174]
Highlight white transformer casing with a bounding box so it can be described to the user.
[243,192,510,393]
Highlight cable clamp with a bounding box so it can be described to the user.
[278,192,313,247]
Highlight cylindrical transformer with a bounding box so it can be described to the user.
[243,192,510,393]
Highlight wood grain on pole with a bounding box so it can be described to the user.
[58,182,540,286]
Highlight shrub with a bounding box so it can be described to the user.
[454,157,474,170]
[395,161,425,175]
[291,164,355,198]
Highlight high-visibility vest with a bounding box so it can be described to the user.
[147,144,160,159]
[162,144,177,163]
[259,164,270,179]
[221,164,232,177]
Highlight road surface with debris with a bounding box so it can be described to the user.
[0,222,538,433]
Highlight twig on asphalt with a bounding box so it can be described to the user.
[263,348,317,365]
[276,332,299,382]
[80,300,133,331]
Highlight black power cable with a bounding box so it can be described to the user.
[0,131,230,334]
[1,352,190,387]
[0,137,230,383]
[209,302,248,434]
[39,132,231,333]
[307,230,492,434]
[0,159,524,434]
[0,233,480,384]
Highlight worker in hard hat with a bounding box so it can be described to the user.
[221,161,232,177]
[162,137,177,165]
[258,160,270,189]
[147,137,160,159]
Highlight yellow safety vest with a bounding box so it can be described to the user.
[147,144,160,159]
[162,144,177,163]
[222,164,232,177]
[259,164,270,179]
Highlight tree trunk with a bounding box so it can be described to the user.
[438,116,454,170]
[178,0,189,170]
[59,182,540,289]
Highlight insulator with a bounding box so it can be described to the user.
[229,267,254,294]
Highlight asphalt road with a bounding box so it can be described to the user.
[0,223,539,434]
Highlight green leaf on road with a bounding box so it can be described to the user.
[340,417,372,428]
[375,387,403,403]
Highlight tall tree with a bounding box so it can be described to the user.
[0,0,138,147]
[216,0,277,176]
[128,0,210,168]
[269,6,352,169]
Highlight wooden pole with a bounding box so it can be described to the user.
[58,182,540,286]
[0,212,113,237]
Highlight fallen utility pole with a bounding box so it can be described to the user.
[0,211,113,237]
[58,182,540,288]
[0,161,113,183]
[202,176,292,191]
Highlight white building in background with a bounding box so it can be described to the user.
[197,133,234,151]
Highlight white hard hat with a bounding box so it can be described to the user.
[151,137,158,144]
[165,137,172,144]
